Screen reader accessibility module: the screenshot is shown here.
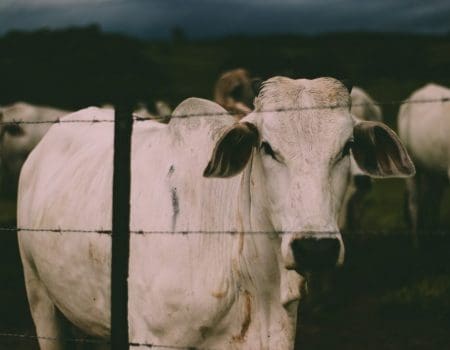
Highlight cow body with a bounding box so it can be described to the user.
[18,77,414,349]
[18,103,300,349]
[398,83,450,238]
[0,102,70,196]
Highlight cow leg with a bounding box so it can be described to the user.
[21,257,74,350]
[419,172,445,233]
[404,173,419,247]
[408,170,446,248]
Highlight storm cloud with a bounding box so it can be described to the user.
[0,0,449,38]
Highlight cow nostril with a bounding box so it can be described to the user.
[291,238,341,273]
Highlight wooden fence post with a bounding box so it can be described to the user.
[111,104,133,349]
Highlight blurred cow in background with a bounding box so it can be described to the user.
[398,83,450,243]
[0,102,70,198]
[0,100,172,199]
[133,100,172,123]
[339,87,384,231]
[350,87,383,122]
[214,68,260,119]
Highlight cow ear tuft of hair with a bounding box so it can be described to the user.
[203,122,259,178]
[352,121,415,178]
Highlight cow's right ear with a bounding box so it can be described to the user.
[352,121,415,178]
[203,122,259,178]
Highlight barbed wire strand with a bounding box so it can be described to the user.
[0,332,106,345]
[1,97,449,125]
[0,332,208,349]
[0,226,449,236]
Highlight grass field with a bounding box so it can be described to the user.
[1,224,449,349]
[1,27,450,348]
[1,180,449,349]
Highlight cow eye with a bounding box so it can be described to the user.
[260,141,278,161]
[342,139,354,158]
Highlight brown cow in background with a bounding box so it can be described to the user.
[213,68,260,119]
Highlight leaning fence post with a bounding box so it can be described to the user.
[111,104,133,349]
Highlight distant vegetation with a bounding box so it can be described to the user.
[1,25,449,126]
[1,26,450,230]
[0,25,165,110]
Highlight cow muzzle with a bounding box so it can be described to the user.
[283,232,344,274]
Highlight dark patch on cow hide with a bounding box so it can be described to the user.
[232,290,252,343]
[171,187,180,230]
[199,326,210,340]
[167,165,175,177]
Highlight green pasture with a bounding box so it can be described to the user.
[1,27,450,349]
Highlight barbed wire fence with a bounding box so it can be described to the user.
[0,96,449,349]
[0,227,449,236]
[0,331,204,349]
[1,97,449,126]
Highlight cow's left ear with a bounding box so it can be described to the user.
[352,121,415,178]
[203,122,259,178]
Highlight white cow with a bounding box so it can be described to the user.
[0,102,70,197]
[18,77,414,350]
[339,87,384,230]
[398,83,450,240]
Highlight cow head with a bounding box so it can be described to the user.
[204,77,415,274]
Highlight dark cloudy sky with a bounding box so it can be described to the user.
[0,0,449,38]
